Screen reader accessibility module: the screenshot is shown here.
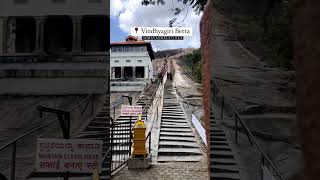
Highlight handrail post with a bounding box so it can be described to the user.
[129,116,132,156]
[221,96,224,120]
[11,142,16,180]
[235,113,238,144]
[110,123,113,171]
[92,94,95,116]
[261,155,265,180]
[213,83,216,103]
[149,132,151,153]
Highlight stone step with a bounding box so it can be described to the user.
[160,128,192,132]
[210,172,241,180]
[157,155,202,162]
[159,136,196,142]
[159,141,199,148]
[158,148,202,155]
[160,131,194,136]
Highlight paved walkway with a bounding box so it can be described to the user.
[111,162,208,180]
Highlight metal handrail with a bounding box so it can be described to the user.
[0,118,57,151]
[0,94,94,150]
[0,94,96,180]
[176,89,205,126]
[145,131,152,154]
[211,80,285,180]
[142,83,160,113]
[69,94,93,112]
[0,93,93,151]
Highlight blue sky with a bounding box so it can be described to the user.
[110,16,127,43]
[110,0,202,50]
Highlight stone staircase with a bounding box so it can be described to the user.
[210,107,242,180]
[157,82,203,162]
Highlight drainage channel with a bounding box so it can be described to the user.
[210,107,242,180]
[157,82,203,162]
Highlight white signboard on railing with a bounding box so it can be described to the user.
[121,105,143,116]
[262,165,277,180]
[192,114,207,146]
[36,138,103,173]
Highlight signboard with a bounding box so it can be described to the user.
[36,138,103,173]
[121,105,143,116]
[192,114,207,146]
[262,165,277,180]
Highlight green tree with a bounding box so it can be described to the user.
[141,0,207,26]
[185,49,201,81]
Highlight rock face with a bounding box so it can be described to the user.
[293,1,320,179]
[199,0,309,179]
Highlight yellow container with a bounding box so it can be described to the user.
[132,116,147,157]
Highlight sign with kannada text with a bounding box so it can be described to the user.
[121,105,143,116]
[36,138,103,173]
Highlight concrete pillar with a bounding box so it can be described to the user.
[7,17,16,54]
[133,66,136,78]
[111,67,115,78]
[0,17,8,54]
[145,66,148,79]
[35,16,46,53]
[121,67,124,79]
[293,1,320,179]
[72,16,82,52]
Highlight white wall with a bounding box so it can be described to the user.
[0,0,109,17]
[110,51,153,79]
[0,77,108,95]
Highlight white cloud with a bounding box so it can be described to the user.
[111,0,202,50]
[110,0,125,16]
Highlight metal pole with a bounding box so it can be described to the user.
[110,123,114,171]
[113,107,115,120]
[10,142,16,180]
[221,96,224,120]
[235,113,238,144]
[92,94,95,116]
[129,116,132,156]
[213,83,216,103]
[157,107,159,121]
[149,133,151,153]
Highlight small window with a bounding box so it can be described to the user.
[124,46,129,52]
[138,60,142,63]
[135,46,141,52]
[126,60,131,63]
[114,60,119,63]
[129,46,135,52]
[141,46,147,51]
[14,0,28,3]
[136,67,145,78]
[88,0,101,2]
[114,67,121,78]
[52,0,66,3]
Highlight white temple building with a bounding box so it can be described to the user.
[0,0,109,95]
[110,36,154,92]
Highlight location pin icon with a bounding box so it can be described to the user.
[135,27,138,34]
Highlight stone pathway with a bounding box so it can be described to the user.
[111,162,208,180]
